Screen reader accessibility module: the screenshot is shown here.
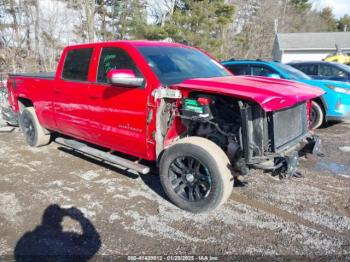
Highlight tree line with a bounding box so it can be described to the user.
[0,0,349,74]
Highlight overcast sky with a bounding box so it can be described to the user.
[310,0,350,18]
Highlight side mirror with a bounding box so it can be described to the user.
[107,69,144,87]
[267,73,281,79]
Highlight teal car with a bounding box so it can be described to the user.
[221,60,350,129]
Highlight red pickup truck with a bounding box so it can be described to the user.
[7,41,323,212]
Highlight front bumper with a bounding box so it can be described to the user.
[325,94,350,122]
[249,134,321,172]
[302,135,321,155]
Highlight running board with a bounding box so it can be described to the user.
[55,137,150,175]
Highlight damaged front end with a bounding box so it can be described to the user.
[169,94,320,178]
[239,101,320,177]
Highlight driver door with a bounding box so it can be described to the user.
[86,46,149,158]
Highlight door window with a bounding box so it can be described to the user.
[226,65,251,75]
[294,64,318,75]
[319,64,346,77]
[251,66,278,77]
[97,47,142,83]
[62,48,93,81]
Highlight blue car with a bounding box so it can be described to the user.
[288,61,350,82]
[221,60,350,129]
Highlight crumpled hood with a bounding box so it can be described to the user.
[171,76,324,112]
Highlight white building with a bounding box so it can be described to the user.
[272,32,350,63]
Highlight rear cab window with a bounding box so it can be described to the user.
[62,48,93,81]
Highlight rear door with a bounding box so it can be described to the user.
[54,47,95,139]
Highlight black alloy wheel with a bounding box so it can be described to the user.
[21,112,36,145]
[169,156,212,202]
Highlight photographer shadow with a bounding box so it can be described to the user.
[14,204,101,262]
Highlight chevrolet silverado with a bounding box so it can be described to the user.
[7,41,324,212]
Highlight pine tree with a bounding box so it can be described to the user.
[289,0,311,11]
[320,7,337,31]
[146,0,235,58]
[337,15,350,32]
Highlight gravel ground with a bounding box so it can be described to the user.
[0,122,349,260]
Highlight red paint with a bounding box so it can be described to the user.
[7,41,324,161]
[306,99,312,127]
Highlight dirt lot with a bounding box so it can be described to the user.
[0,119,350,259]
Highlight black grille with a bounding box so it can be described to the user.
[271,102,308,152]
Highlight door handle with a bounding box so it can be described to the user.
[87,85,100,100]
[54,90,61,95]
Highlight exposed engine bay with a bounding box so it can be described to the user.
[157,93,320,178]
[180,95,243,168]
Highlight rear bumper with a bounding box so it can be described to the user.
[1,107,18,126]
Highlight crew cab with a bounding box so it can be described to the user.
[7,41,323,212]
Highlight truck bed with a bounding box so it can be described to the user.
[8,72,55,80]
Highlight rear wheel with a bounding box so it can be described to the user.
[310,101,324,129]
[19,107,51,147]
[160,137,233,213]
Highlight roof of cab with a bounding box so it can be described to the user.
[221,59,273,65]
[65,40,187,49]
[288,61,341,65]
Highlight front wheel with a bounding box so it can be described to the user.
[159,137,233,213]
[310,101,324,129]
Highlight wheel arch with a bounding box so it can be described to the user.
[18,97,34,113]
[313,96,327,113]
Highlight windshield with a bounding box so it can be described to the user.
[335,62,350,72]
[274,63,311,80]
[138,46,231,85]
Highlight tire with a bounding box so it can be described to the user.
[310,101,324,129]
[19,107,51,147]
[159,137,233,213]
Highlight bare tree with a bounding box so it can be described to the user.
[148,0,176,26]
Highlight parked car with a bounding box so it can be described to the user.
[221,60,350,129]
[323,45,350,65]
[7,42,322,212]
[288,61,350,82]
